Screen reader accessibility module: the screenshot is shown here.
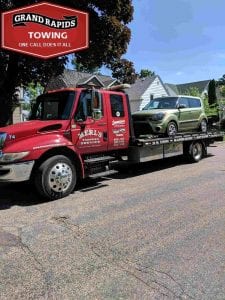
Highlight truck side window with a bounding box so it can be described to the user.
[74,90,103,121]
[110,94,125,117]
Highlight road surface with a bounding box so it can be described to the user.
[0,142,225,299]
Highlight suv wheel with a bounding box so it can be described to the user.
[166,121,177,136]
[200,119,207,133]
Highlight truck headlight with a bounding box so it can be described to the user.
[151,113,165,121]
[0,151,30,163]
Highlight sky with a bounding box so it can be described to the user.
[123,0,225,84]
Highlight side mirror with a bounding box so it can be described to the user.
[177,104,186,109]
[93,109,102,120]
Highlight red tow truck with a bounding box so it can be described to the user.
[0,85,223,199]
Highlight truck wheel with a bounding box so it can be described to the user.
[166,121,177,136]
[185,141,203,163]
[199,119,207,133]
[35,155,76,200]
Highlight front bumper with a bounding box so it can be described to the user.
[0,161,34,182]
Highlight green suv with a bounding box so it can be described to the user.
[132,96,208,136]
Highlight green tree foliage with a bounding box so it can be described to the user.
[139,69,155,78]
[219,85,225,98]
[0,0,134,126]
[111,59,137,84]
[71,57,100,74]
[183,87,201,97]
[25,82,44,102]
[208,79,217,105]
[23,82,44,111]
[217,74,225,86]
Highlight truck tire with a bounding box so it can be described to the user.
[166,121,177,136]
[185,141,203,163]
[35,155,76,200]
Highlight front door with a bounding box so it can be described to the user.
[71,90,108,154]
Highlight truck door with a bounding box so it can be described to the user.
[106,92,130,150]
[71,90,108,154]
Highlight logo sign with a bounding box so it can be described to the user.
[1,2,89,59]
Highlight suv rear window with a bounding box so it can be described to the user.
[189,98,201,108]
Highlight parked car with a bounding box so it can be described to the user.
[132,96,208,136]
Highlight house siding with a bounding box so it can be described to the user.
[139,78,168,110]
[13,106,22,124]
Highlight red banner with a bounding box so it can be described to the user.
[1,2,89,59]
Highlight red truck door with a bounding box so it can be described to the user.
[71,89,108,154]
[105,91,130,150]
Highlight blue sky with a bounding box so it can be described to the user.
[124,0,225,84]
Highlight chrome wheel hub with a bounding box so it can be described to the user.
[201,120,207,132]
[168,124,177,135]
[48,162,72,193]
[193,143,202,160]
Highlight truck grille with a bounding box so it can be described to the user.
[0,133,7,150]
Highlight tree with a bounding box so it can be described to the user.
[25,82,44,102]
[139,69,155,78]
[183,87,201,97]
[208,79,217,105]
[71,57,100,74]
[23,82,44,111]
[111,59,137,84]
[220,86,225,99]
[217,74,225,86]
[0,0,133,126]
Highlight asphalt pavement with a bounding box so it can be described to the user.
[0,142,225,299]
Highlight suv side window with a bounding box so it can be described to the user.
[110,94,125,117]
[189,97,201,108]
[179,97,190,108]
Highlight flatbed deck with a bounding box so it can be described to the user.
[136,131,224,146]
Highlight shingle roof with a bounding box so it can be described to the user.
[177,80,210,94]
[46,70,117,91]
[125,76,158,100]
[164,84,179,96]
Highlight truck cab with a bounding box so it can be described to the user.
[0,86,132,199]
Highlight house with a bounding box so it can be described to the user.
[46,69,118,91]
[125,75,169,112]
[165,80,211,97]
[12,86,24,124]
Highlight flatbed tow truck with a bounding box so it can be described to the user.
[0,85,223,199]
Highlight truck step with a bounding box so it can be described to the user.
[89,169,118,179]
[84,156,116,164]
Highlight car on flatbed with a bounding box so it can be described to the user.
[132,96,208,136]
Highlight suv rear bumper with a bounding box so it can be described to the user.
[0,161,34,182]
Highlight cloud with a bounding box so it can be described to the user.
[176,71,184,76]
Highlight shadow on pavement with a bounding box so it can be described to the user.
[0,154,214,210]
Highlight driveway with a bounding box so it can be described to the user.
[0,142,225,299]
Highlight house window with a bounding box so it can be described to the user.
[150,94,154,100]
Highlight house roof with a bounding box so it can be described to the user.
[125,76,160,100]
[166,80,210,96]
[46,70,117,91]
[164,84,179,96]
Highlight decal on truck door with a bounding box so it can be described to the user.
[110,94,126,147]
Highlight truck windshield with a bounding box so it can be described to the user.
[30,91,75,120]
[143,97,178,110]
